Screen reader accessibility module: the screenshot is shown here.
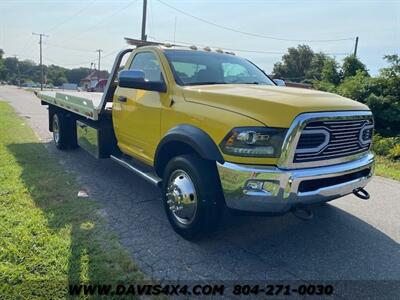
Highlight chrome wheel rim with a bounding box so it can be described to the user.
[53,116,60,143]
[166,170,198,225]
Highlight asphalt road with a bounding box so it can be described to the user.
[1,86,399,293]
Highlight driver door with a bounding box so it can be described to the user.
[113,51,166,165]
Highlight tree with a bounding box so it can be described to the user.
[305,52,329,81]
[380,54,400,78]
[321,58,341,85]
[47,65,68,86]
[379,54,400,98]
[3,57,19,83]
[66,67,91,84]
[0,49,5,80]
[18,60,41,83]
[273,45,315,82]
[366,93,400,136]
[342,55,369,78]
[337,70,372,102]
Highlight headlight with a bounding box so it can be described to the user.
[220,127,287,157]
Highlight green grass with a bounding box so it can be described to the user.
[375,155,400,181]
[0,102,144,298]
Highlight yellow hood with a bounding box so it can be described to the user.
[182,84,369,128]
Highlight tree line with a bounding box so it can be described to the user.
[0,49,94,87]
[272,45,399,141]
[1,46,398,140]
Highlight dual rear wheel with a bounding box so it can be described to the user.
[52,112,77,150]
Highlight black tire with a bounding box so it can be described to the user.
[67,116,78,149]
[52,112,77,150]
[52,113,68,150]
[162,154,224,240]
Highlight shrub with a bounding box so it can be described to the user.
[337,70,373,103]
[312,80,337,93]
[366,94,400,136]
[388,144,400,160]
[372,135,400,156]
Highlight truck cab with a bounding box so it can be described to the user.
[38,39,374,239]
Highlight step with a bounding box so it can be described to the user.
[110,154,162,187]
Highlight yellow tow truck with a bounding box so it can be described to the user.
[37,38,374,239]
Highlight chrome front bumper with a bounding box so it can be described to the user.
[217,152,374,213]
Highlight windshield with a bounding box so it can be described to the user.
[164,50,274,86]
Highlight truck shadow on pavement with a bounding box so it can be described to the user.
[8,142,400,283]
[7,142,143,288]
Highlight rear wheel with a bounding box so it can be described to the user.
[52,112,77,150]
[162,154,223,240]
[52,113,67,149]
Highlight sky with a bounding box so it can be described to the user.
[0,0,399,75]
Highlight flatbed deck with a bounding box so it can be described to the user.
[37,48,135,121]
[38,90,105,120]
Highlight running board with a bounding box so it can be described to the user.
[110,155,162,187]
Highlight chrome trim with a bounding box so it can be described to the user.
[77,120,100,158]
[110,155,161,186]
[166,169,198,225]
[217,152,374,213]
[278,111,373,169]
[52,115,60,143]
[359,124,374,145]
[295,129,330,154]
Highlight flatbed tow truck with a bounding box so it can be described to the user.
[37,38,374,239]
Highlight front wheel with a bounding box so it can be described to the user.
[162,154,224,240]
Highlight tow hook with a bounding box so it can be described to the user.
[292,207,314,221]
[353,187,370,200]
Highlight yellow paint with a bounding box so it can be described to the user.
[113,47,370,166]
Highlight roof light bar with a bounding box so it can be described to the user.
[124,37,235,55]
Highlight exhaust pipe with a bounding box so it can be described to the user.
[353,187,370,200]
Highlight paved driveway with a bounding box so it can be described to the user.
[1,86,399,287]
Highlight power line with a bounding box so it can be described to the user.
[57,0,139,45]
[46,0,96,34]
[156,0,354,43]
[102,49,124,59]
[17,35,37,60]
[45,48,118,68]
[46,56,96,67]
[45,42,96,53]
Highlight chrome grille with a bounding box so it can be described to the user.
[294,118,373,163]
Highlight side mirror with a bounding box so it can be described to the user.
[118,69,167,92]
[273,79,286,86]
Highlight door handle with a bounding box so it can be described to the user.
[118,96,127,102]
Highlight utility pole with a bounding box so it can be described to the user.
[96,49,102,71]
[32,32,48,91]
[353,36,359,57]
[13,55,21,88]
[141,0,147,41]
